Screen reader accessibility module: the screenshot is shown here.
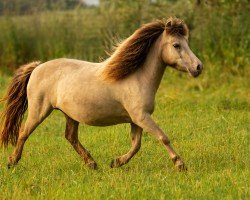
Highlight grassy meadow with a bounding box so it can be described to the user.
[0,68,249,199]
[0,0,249,199]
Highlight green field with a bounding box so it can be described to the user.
[0,0,249,199]
[0,67,249,199]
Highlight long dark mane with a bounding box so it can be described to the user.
[102,17,189,81]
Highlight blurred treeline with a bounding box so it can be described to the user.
[0,0,86,14]
[0,0,249,76]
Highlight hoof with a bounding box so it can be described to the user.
[175,162,187,171]
[87,162,97,170]
[7,162,16,169]
[172,156,187,172]
[110,159,121,168]
[7,163,12,169]
[7,156,16,169]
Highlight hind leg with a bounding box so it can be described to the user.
[110,123,142,168]
[65,115,97,169]
[8,101,52,168]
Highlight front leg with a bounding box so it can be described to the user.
[132,113,187,171]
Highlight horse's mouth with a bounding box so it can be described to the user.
[185,66,202,78]
[190,71,201,78]
[171,64,202,78]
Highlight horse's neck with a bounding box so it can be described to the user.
[138,35,165,96]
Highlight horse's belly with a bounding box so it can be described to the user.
[58,100,132,126]
[76,110,132,126]
[82,114,132,126]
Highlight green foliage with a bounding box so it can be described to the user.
[190,1,250,75]
[0,0,249,77]
[0,9,106,68]
[0,0,84,15]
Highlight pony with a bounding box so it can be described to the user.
[0,17,203,171]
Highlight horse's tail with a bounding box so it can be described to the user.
[0,61,41,147]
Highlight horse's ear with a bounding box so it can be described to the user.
[166,17,174,27]
[166,20,172,27]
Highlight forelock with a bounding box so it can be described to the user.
[165,17,189,38]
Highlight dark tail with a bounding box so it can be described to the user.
[0,61,41,147]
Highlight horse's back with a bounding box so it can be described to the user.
[28,59,89,94]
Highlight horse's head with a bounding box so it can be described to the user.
[161,18,203,77]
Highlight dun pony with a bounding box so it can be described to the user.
[0,17,202,171]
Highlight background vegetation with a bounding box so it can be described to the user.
[0,0,249,75]
[0,0,249,199]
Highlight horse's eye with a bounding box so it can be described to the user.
[173,43,180,49]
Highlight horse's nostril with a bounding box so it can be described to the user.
[197,64,202,71]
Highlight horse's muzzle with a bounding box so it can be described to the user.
[191,63,203,77]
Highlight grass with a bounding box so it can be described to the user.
[0,66,249,199]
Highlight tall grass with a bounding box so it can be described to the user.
[0,1,249,75]
[0,8,106,69]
